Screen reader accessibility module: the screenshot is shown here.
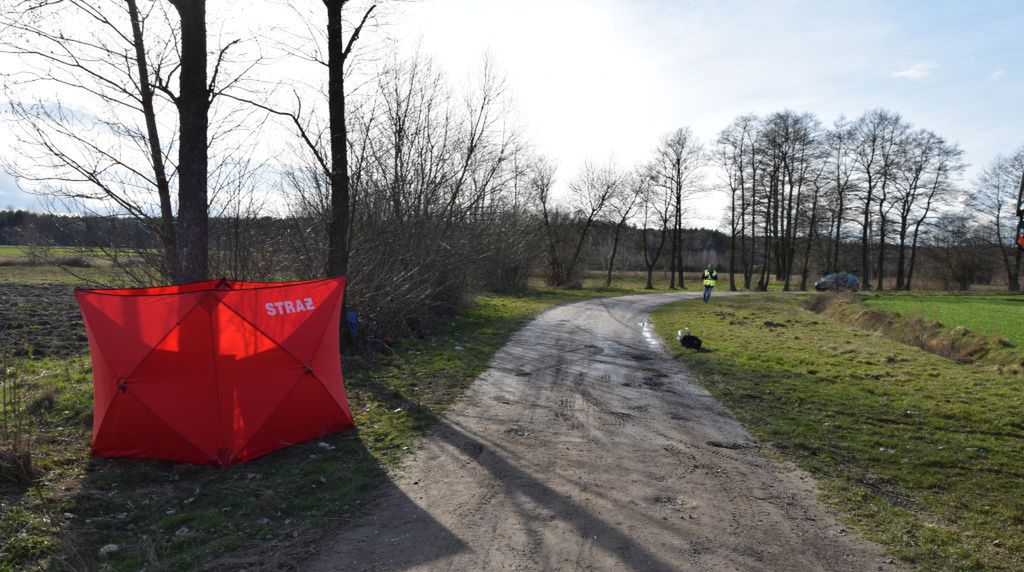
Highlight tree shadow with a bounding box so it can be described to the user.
[47,349,467,572]
[310,416,683,572]
[49,420,467,571]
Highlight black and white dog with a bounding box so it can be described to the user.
[676,329,702,350]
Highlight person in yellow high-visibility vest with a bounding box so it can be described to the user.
[702,264,718,304]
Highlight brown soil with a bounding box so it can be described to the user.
[306,293,903,571]
[0,283,87,358]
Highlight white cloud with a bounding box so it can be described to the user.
[0,169,36,211]
[892,62,937,80]
[992,69,1006,79]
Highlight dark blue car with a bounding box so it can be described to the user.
[814,272,860,292]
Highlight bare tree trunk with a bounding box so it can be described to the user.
[895,220,909,290]
[799,184,820,291]
[907,218,927,290]
[745,174,757,289]
[860,175,873,290]
[669,209,678,289]
[772,175,782,281]
[729,185,738,291]
[876,218,886,290]
[832,198,843,273]
[323,1,375,278]
[739,184,748,290]
[1013,248,1022,292]
[799,225,814,291]
[643,226,667,289]
[170,0,209,282]
[127,0,177,278]
[758,188,772,290]
[876,191,889,290]
[1013,167,1024,291]
[604,223,624,288]
[325,0,348,277]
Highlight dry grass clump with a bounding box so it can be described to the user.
[1,360,40,484]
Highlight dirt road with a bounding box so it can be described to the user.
[308,293,899,571]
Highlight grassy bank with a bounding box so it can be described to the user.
[1,281,672,571]
[652,294,1024,571]
[863,292,1024,347]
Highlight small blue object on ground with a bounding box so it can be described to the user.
[345,310,359,339]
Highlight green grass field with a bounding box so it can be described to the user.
[653,294,1024,570]
[863,292,1024,347]
[0,245,112,260]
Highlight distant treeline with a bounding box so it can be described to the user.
[1,208,1004,293]
[0,209,730,273]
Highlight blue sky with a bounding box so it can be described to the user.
[392,0,1024,222]
[2,0,1022,221]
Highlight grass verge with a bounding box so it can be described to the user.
[811,294,1023,371]
[1,282,674,571]
[652,294,1024,571]
[862,292,1024,348]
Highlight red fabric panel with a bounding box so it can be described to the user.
[77,276,352,466]
[82,322,117,443]
[237,372,353,462]
[76,291,206,377]
[211,302,308,460]
[94,393,213,464]
[77,290,206,439]
[308,286,354,427]
[215,277,345,365]
[128,297,221,460]
[221,278,326,290]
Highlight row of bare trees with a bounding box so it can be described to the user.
[1,0,544,332]
[1,0,387,286]
[0,0,241,282]
[716,108,968,291]
[969,146,1024,290]
[532,127,705,289]
[533,110,1022,294]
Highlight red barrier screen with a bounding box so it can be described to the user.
[75,277,354,466]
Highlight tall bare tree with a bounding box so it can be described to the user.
[639,168,671,289]
[168,0,209,281]
[564,161,619,286]
[650,127,704,288]
[822,116,856,273]
[1,0,180,278]
[603,169,642,287]
[325,0,375,278]
[127,0,176,275]
[715,115,758,291]
[904,141,961,290]
[971,145,1024,290]
[3,0,252,282]
[851,108,906,289]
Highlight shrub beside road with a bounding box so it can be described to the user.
[653,294,1024,570]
